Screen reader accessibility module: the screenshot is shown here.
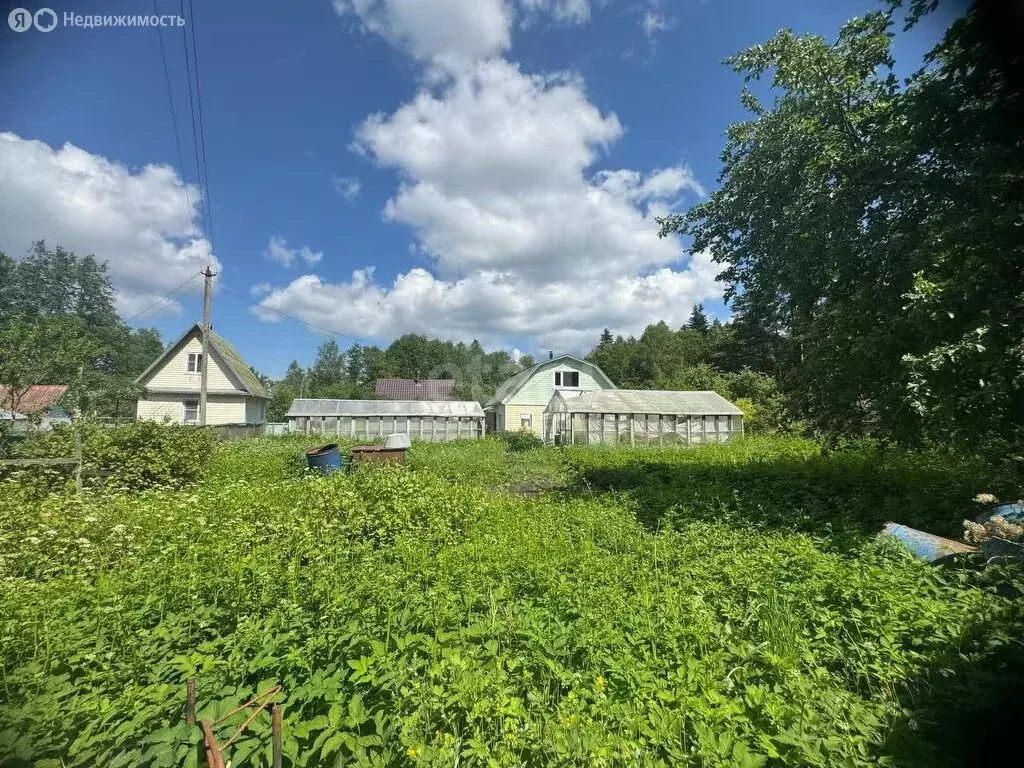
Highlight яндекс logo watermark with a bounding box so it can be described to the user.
[8,8,56,32]
[8,8,184,32]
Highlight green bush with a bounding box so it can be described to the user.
[495,429,544,452]
[2,421,215,493]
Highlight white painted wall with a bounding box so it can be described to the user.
[511,360,610,406]
[136,393,247,425]
[144,334,243,392]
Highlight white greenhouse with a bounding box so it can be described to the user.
[285,399,485,442]
[544,389,744,446]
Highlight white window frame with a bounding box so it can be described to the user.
[554,370,579,388]
[183,399,199,424]
[520,412,533,430]
[186,352,204,373]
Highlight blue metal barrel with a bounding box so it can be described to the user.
[305,444,343,474]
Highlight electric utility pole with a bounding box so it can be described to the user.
[199,265,216,426]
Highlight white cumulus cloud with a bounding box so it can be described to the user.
[264,236,324,268]
[256,251,722,353]
[350,59,700,283]
[0,132,217,317]
[256,59,719,350]
[332,0,591,68]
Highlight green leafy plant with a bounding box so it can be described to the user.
[1,435,1021,767]
[2,421,215,494]
[495,429,544,453]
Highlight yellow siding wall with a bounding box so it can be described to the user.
[505,404,549,437]
[145,335,243,392]
[136,393,247,425]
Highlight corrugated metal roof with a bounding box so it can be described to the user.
[0,384,68,413]
[286,399,484,418]
[484,355,615,407]
[547,389,744,416]
[374,378,456,400]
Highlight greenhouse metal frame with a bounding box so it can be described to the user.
[544,389,744,446]
[285,399,485,442]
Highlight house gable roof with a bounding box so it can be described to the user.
[485,355,615,408]
[134,324,270,399]
[0,384,68,414]
[375,378,456,401]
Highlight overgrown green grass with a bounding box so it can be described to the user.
[562,436,1023,545]
[1,435,1021,767]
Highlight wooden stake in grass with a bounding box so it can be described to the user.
[271,704,282,768]
[186,678,196,726]
[74,428,83,495]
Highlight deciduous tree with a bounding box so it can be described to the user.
[660,1,1023,445]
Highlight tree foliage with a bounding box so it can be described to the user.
[687,304,710,335]
[585,321,789,432]
[660,0,1023,446]
[0,242,164,419]
[270,334,527,411]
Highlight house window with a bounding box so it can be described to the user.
[520,412,533,429]
[183,399,199,424]
[187,353,204,373]
[554,371,579,388]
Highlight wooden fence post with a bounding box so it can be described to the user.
[186,678,196,726]
[74,428,83,495]
[271,704,283,768]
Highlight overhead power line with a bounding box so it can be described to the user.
[179,0,215,263]
[154,0,204,254]
[214,278,368,345]
[124,271,203,323]
[185,0,215,260]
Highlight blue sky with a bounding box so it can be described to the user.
[0,0,958,377]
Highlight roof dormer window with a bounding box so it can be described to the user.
[554,371,579,388]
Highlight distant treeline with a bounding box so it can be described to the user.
[268,304,789,432]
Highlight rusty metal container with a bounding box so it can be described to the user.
[349,445,407,467]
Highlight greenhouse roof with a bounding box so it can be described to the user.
[285,399,484,418]
[548,389,743,416]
